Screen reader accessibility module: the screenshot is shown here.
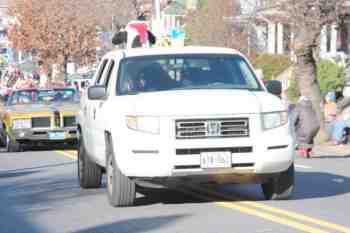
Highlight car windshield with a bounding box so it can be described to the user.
[117,54,263,95]
[8,89,78,105]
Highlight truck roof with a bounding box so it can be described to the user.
[105,46,243,59]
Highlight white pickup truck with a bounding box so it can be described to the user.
[78,47,295,207]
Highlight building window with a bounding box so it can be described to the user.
[337,22,349,54]
[284,24,291,53]
[326,25,332,53]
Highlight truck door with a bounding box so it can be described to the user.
[89,59,116,162]
[84,59,109,154]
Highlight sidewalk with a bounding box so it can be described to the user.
[312,143,350,158]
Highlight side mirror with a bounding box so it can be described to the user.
[266,80,282,97]
[88,85,106,100]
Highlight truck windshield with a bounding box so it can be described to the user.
[7,89,78,106]
[117,54,263,95]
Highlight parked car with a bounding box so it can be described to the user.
[67,72,94,90]
[78,47,294,207]
[0,88,79,152]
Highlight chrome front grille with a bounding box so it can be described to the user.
[32,117,51,128]
[176,118,249,139]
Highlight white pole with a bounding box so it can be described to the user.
[277,23,284,54]
[152,0,163,38]
[330,23,338,56]
[154,0,161,21]
[268,22,276,54]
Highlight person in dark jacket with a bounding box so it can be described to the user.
[292,96,320,158]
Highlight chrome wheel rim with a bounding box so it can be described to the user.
[107,156,114,195]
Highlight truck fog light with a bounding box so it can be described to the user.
[19,132,25,138]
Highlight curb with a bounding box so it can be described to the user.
[311,145,350,158]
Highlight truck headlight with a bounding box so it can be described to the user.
[262,111,288,130]
[12,119,31,129]
[126,116,160,134]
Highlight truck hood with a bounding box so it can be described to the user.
[6,102,79,114]
[119,90,285,117]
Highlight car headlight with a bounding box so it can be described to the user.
[12,119,31,129]
[262,111,288,130]
[126,116,160,134]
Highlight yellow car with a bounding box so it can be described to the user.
[0,88,79,152]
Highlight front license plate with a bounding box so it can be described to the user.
[200,152,232,169]
[49,132,66,140]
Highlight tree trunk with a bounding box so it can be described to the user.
[63,55,68,83]
[294,43,328,143]
[55,55,68,85]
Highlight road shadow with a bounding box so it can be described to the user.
[0,161,76,173]
[0,174,211,209]
[0,176,54,233]
[71,215,187,233]
[292,171,350,200]
[216,171,350,201]
[23,144,77,152]
[0,170,41,178]
[0,206,44,233]
[8,170,350,209]
[0,143,77,153]
[135,186,209,206]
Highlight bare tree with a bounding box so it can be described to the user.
[186,0,248,53]
[94,0,139,31]
[8,0,101,82]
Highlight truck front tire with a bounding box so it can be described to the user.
[262,164,294,200]
[106,139,135,207]
[78,136,102,189]
[6,134,21,153]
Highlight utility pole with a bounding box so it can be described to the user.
[154,0,161,21]
[152,0,162,37]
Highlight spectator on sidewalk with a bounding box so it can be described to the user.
[293,96,320,158]
[80,81,87,96]
[324,92,337,137]
[331,104,350,145]
[73,81,80,93]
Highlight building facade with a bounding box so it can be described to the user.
[243,0,350,61]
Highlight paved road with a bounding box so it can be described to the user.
[0,150,349,233]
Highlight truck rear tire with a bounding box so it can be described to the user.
[106,139,135,207]
[78,136,102,189]
[262,164,294,200]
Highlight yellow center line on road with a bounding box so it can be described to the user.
[55,150,77,160]
[187,185,350,233]
[240,201,350,233]
[295,164,313,169]
[217,202,330,233]
[178,187,331,233]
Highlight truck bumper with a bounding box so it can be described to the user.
[115,135,294,184]
[9,128,78,144]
